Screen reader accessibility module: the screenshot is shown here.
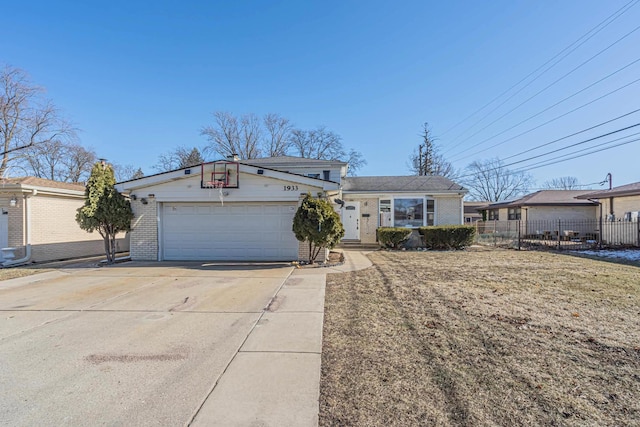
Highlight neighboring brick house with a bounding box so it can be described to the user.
[576,181,640,221]
[115,156,468,262]
[479,190,599,223]
[0,177,128,264]
[477,190,601,241]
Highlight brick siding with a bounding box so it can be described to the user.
[129,199,158,261]
[436,196,463,225]
[2,194,127,262]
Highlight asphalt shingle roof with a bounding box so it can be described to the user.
[1,177,85,192]
[576,182,640,199]
[342,175,466,192]
[483,190,598,209]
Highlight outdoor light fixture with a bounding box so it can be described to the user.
[9,197,17,207]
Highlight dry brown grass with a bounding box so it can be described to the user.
[320,248,640,426]
[0,266,50,282]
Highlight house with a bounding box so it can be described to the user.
[576,181,640,221]
[115,156,468,261]
[478,190,600,242]
[0,177,128,264]
[479,190,599,223]
[576,182,640,246]
[463,201,486,223]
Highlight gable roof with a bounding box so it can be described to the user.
[1,177,85,192]
[481,190,598,209]
[342,175,466,193]
[576,181,640,199]
[115,161,340,192]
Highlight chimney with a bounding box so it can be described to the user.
[227,153,239,161]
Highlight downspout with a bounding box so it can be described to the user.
[3,190,34,267]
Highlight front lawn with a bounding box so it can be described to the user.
[320,248,640,426]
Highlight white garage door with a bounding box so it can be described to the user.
[162,203,299,261]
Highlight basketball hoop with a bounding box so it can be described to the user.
[206,181,226,205]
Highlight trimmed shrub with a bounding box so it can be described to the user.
[419,225,476,250]
[293,193,344,263]
[377,227,413,249]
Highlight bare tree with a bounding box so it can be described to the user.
[408,123,456,178]
[346,149,367,176]
[463,158,534,201]
[239,113,262,159]
[0,65,76,177]
[153,146,205,172]
[201,111,262,159]
[113,164,144,182]
[62,143,96,182]
[542,176,581,190]
[201,111,366,174]
[289,126,366,174]
[263,113,292,156]
[20,140,95,182]
[21,140,65,180]
[290,126,344,160]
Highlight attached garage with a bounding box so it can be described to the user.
[116,160,341,262]
[161,202,299,261]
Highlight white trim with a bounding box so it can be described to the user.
[157,202,163,261]
[343,191,465,196]
[376,196,437,228]
[116,163,340,193]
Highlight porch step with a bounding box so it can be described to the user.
[337,241,381,250]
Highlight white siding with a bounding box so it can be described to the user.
[271,166,342,183]
[129,172,324,203]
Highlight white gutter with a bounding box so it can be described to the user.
[3,190,34,267]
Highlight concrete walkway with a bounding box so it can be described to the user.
[190,250,373,426]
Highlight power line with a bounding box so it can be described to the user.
[527,180,609,191]
[440,0,639,139]
[509,128,640,170]
[453,124,640,180]
[501,108,640,161]
[445,22,640,154]
[514,134,640,173]
[449,79,640,163]
[446,60,640,162]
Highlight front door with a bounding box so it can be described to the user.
[342,202,360,240]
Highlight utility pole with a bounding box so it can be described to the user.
[606,172,613,216]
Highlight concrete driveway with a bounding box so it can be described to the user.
[0,261,324,426]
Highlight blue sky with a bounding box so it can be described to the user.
[3,0,639,188]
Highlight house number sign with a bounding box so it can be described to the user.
[283,185,299,191]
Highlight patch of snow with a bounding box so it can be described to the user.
[572,249,640,262]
